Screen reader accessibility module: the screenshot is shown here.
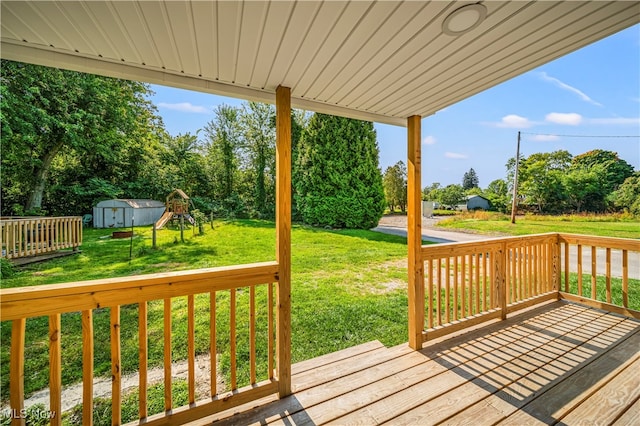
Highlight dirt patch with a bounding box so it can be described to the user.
[378,258,408,270]
[8,353,226,414]
[371,279,406,294]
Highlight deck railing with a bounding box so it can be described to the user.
[1,216,82,259]
[1,261,285,425]
[420,233,639,342]
[557,233,640,319]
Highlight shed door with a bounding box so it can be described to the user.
[104,207,125,228]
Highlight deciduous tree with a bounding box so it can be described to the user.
[1,60,161,215]
[383,161,407,212]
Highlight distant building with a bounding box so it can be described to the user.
[457,195,491,211]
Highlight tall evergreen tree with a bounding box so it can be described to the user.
[462,168,479,190]
[294,114,385,229]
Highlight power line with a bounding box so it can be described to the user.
[520,132,639,138]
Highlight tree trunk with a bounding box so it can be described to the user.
[25,140,64,212]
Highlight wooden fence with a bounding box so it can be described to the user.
[1,217,82,259]
[1,261,285,425]
[420,233,639,342]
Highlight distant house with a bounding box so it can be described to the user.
[457,195,491,211]
[93,199,165,228]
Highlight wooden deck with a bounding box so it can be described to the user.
[200,301,640,425]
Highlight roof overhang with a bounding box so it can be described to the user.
[2,1,639,127]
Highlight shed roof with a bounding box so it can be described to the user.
[2,1,637,126]
[95,199,165,209]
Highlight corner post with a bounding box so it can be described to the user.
[495,242,507,320]
[276,85,292,397]
[407,115,424,349]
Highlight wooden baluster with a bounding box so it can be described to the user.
[188,295,195,404]
[427,259,434,329]
[591,246,597,300]
[445,257,450,323]
[474,253,480,314]
[436,259,442,326]
[622,250,629,308]
[11,318,26,426]
[268,284,274,380]
[495,245,507,320]
[505,250,512,305]
[564,242,569,292]
[577,244,583,296]
[460,255,466,318]
[230,289,237,390]
[547,240,553,292]
[517,247,524,299]
[164,298,172,410]
[139,302,148,419]
[111,306,121,425]
[468,254,474,315]
[49,314,62,426]
[82,310,93,425]
[606,248,612,303]
[534,244,539,295]
[78,217,83,251]
[482,252,488,312]
[250,286,256,384]
[453,256,458,321]
[210,291,217,395]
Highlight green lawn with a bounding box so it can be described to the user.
[436,212,640,239]
[1,220,411,419]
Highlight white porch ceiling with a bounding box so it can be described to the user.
[2,1,638,126]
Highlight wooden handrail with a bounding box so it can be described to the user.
[0,262,278,320]
[2,262,283,425]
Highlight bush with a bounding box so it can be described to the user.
[0,258,15,279]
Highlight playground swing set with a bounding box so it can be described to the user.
[154,189,196,229]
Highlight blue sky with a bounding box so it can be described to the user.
[149,24,639,189]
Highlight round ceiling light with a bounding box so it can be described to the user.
[442,3,487,36]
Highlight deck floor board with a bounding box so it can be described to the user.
[201,302,640,426]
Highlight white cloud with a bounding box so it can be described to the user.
[587,117,640,125]
[445,152,468,159]
[545,112,583,125]
[422,135,437,145]
[539,72,602,107]
[158,102,210,114]
[530,134,560,142]
[495,114,533,128]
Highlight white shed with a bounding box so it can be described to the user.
[93,199,165,228]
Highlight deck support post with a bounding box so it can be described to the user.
[407,115,424,350]
[276,85,292,397]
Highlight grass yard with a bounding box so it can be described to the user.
[1,214,638,424]
[0,220,412,416]
[437,211,640,239]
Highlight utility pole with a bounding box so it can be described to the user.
[510,131,521,224]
